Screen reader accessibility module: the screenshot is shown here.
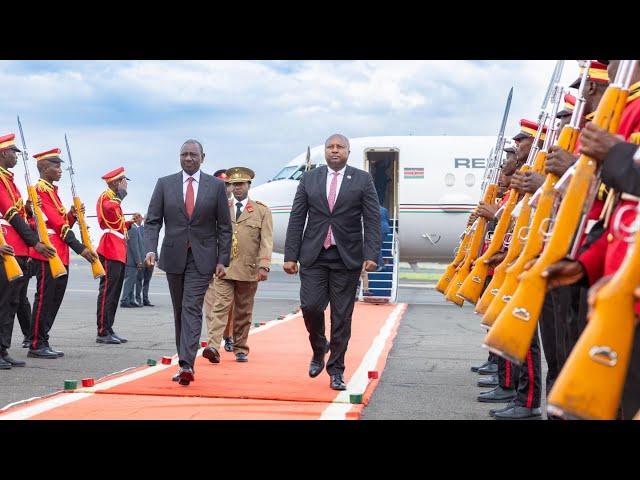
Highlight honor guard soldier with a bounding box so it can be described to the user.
[212,168,235,352]
[96,167,133,345]
[28,148,98,359]
[0,135,57,368]
[203,167,273,363]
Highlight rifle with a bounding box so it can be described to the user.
[65,134,105,279]
[457,88,515,303]
[0,227,23,282]
[479,62,566,326]
[305,146,311,172]
[483,60,638,365]
[547,201,640,420]
[441,89,514,304]
[17,117,67,279]
[444,157,498,306]
[436,146,496,295]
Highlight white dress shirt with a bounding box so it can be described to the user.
[182,169,201,203]
[233,196,249,221]
[326,165,346,245]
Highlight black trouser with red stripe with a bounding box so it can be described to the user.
[16,258,33,338]
[30,259,69,350]
[0,256,30,353]
[539,289,571,394]
[96,255,125,337]
[514,328,542,409]
[498,355,519,390]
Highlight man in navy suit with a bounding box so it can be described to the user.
[284,133,380,390]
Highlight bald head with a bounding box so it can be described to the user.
[325,133,350,171]
[325,133,350,150]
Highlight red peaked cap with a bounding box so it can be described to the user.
[570,60,609,88]
[513,119,547,141]
[557,93,576,118]
[102,166,130,183]
[0,133,21,152]
[33,148,63,163]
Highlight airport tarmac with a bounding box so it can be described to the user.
[0,264,547,419]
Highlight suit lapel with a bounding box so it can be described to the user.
[236,199,253,223]
[319,166,330,213]
[191,171,209,221]
[175,172,187,219]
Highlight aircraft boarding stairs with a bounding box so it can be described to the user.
[359,218,399,304]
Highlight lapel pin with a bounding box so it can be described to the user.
[347,175,351,179]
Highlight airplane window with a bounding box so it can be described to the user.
[465,173,476,187]
[445,173,455,187]
[272,166,298,181]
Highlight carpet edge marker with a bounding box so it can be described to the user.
[319,303,407,420]
[1,311,304,417]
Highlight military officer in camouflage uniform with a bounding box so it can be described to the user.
[202,167,273,363]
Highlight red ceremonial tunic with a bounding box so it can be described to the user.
[29,179,76,266]
[0,167,31,257]
[96,189,131,263]
[578,86,640,312]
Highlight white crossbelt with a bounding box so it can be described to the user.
[0,219,10,226]
[102,229,125,240]
[620,193,640,202]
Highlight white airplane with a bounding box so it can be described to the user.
[250,135,496,267]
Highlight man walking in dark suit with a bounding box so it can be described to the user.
[284,133,380,390]
[144,139,232,386]
[120,212,144,308]
[137,215,154,307]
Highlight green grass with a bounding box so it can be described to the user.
[398,272,441,281]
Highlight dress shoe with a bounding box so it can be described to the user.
[202,346,220,363]
[477,386,516,403]
[477,362,498,375]
[494,405,542,420]
[477,375,498,388]
[133,301,143,308]
[178,367,195,386]
[21,338,29,349]
[223,336,234,352]
[28,347,59,359]
[1,353,26,367]
[96,334,121,344]
[120,302,135,308]
[490,402,516,417]
[44,343,64,357]
[0,357,12,369]
[111,332,128,343]
[471,360,491,373]
[235,352,248,362]
[143,301,154,307]
[309,359,324,378]
[172,371,180,382]
[330,374,347,390]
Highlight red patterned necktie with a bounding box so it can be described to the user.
[185,177,195,219]
[323,171,338,249]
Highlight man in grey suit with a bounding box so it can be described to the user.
[121,212,144,308]
[144,139,232,386]
[284,133,380,390]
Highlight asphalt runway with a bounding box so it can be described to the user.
[0,263,547,419]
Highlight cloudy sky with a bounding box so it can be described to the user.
[0,60,579,227]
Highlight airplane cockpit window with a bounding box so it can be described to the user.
[272,166,298,181]
[290,164,317,180]
[271,164,318,181]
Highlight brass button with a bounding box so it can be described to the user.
[607,233,614,243]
